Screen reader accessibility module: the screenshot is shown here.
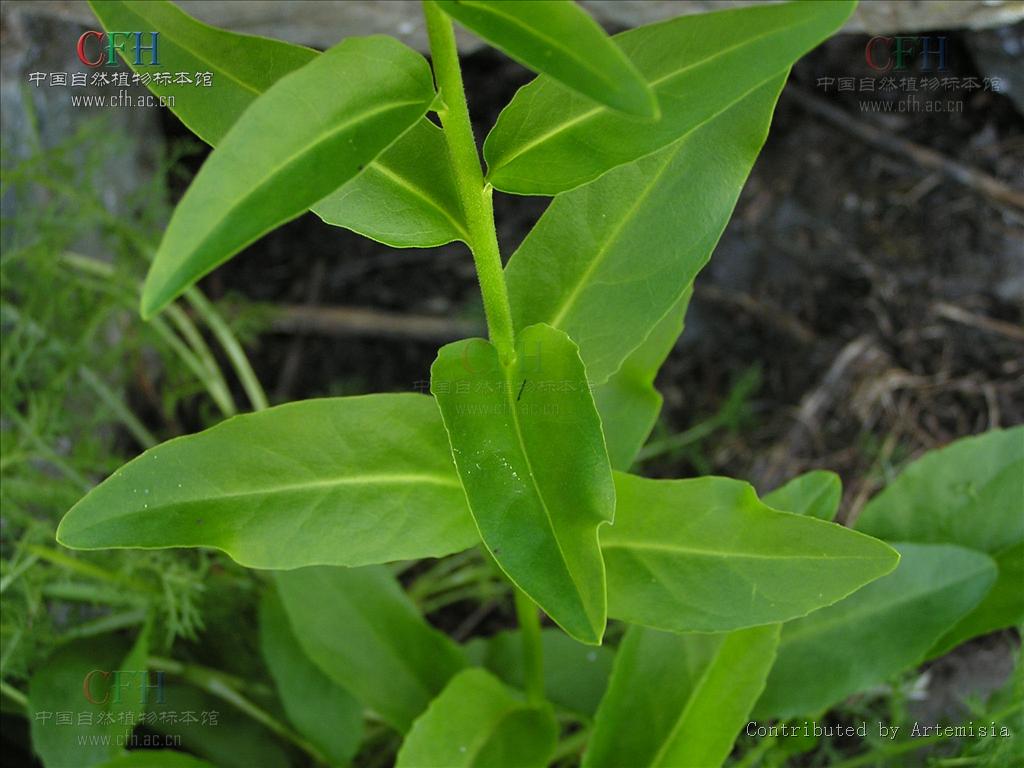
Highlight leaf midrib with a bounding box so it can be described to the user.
[533,70,785,339]
[501,359,598,635]
[302,577,441,727]
[601,538,890,562]
[161,96,428,287]
[460,0,625,92]
[649,637,728,767]
[68,472,460,534]
[358,158,469,240]
[122,1,307,96]
[490,8,829,174]
[779,564,993,645]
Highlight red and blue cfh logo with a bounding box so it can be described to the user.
[77,31,160,67]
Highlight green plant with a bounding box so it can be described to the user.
[9,1,1018,766]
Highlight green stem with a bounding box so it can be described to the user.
[550,726,591,764]
[185,287,269,411]
[0,681,28,713]
[513,588,545,704]
[61,252,238,418]
[149,656,328,766]
[423,0,515,362]
[79,366,158,448]
[164,302,238,417]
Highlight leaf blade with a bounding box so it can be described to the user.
[592,288,690,469]
[28,637,130,767]
[436,0,656,117]
[464,628,615,717]
[142,35,436,316]
[484,0,856,194]
[505,76,784,384]
[754,543,996,719]
[274,566,466,733]
[396,668,557,768]
[855,427,1024,653]
[764,470,842,522]
[431,324,615,643]
[585,624,779,768]
[89,0,466,249]
[855,427,1024,554]
[313,119,469,247]
[260,590,363,763]
[57,394,479,569]
[602,473,899,633]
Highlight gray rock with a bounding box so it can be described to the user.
[6,0,1024,53]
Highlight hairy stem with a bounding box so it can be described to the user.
[423,0,515,362]
[423,0,544,705]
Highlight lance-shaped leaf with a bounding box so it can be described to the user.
[464,628,615,717]
[57,395,478,569]
[764,470,842,522]
[28,637,132,767]
[585,624,779,768]
[313,119,468,247]
[930,541,1024,657]
[88,0,316,142]
[141,35,435,316]
[593,288,690,469]
[602,473,899,633]
[431,324,615,644]
[274,566,466,733]
[435,0,656,118]
[396,669,557,768]
[89,0,466,249]
[260,590,363,764]
[855,427,1024,654]
[505,77,784,384]
[855,427,1024,554]
[754,543,996,719]
[484,0,855,194]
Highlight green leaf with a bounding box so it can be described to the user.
[431,324,615,643]
[435,0,656,118]
[87,0,317,145]
[602,473,899,633]
[58,394,478,569]
[484,0,856,194]
[141,35,436,316]
[28,636,130,767]
[89,0,466,249]
[97,753,218,768]
[855,427,1024,554]
[396,669,557,768]
[855,428,1024,652]
[259,590,363,763]
[754,543,997,719]
[930,541,1024,657]
[593,288,690,469]
[585,624,779,768]
[314,119,469,247]
[464,629,615,717]
[764,470,842,522]
[147,683,289,768]
[505,77,784,384]
[108,621,151,743]
[273,566,466,732]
